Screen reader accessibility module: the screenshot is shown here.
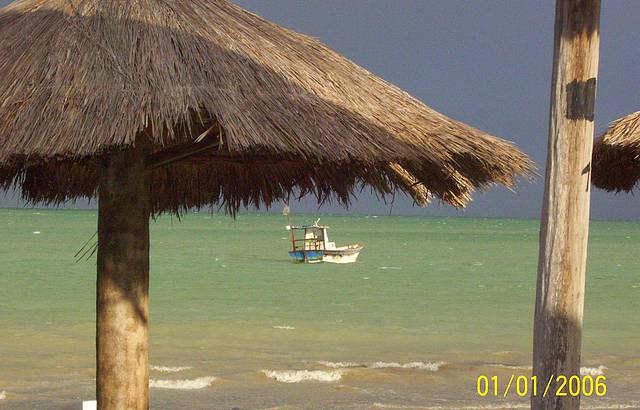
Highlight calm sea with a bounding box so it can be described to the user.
[0,209,638,409]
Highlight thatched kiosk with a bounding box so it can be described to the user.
[0,1,533,408]
[592,111,640,192]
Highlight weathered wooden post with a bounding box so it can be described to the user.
[533,1,600,409]
[96,142,150,410]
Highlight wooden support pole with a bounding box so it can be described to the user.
[97,142,150,410]
[533,1,600,409]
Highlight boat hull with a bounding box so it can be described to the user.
[323,245,362,264]
[288,245,363,264]
[288,250,324,263]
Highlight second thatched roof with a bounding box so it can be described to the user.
[592,111,640,192]
[0,0,533,212]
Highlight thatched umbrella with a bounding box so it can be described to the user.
[592,111,640,192]
[0,0,533,408]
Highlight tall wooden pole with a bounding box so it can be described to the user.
[97,142,150,410]
[533,1,600,409]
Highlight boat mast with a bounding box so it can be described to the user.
[283,203,295,253]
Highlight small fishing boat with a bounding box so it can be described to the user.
[286,220,363,264]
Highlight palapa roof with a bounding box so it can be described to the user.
[0,0,533,214]
[592,111,640,192]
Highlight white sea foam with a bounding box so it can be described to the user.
[149,376,216,390]
[272,325,295,330]
[32,231,41,234]
[317,360,444,371]
[580,365,607,376]
[370,361,445,371]
[317,361,365,369]
[262,369,343,383]
[378,266,401,270]
[150,365,192,373]
[0,391,6,400]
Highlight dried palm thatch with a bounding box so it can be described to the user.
[592,111,640,192]
[0,0,533,212]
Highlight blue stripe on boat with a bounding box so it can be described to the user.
[288,250,324,262]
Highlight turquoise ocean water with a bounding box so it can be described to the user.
[0,209,638,409]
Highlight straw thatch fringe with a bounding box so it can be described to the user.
[0,152,436,215]
[592,111,640,192]
[386,163,431,207]
[0,1,533,211]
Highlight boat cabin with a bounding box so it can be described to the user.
[286,223,331,263]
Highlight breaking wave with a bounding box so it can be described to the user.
[369,362,445,372]
[318,360,444,371]
[317,361,365,369]
[262,369,343,383]
[580,365,607,376]
[272,325,295,330]
[370,361,445,371]
[150,365,193,373]
[149,376,216,390]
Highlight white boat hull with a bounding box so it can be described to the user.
[323,245,363,264]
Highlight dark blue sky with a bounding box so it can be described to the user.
[2,1,639,219]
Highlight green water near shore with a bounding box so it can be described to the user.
[0,209,638,409]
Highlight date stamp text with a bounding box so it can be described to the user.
[476,374,607,398]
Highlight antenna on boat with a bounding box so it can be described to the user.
[314,218,321,226]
